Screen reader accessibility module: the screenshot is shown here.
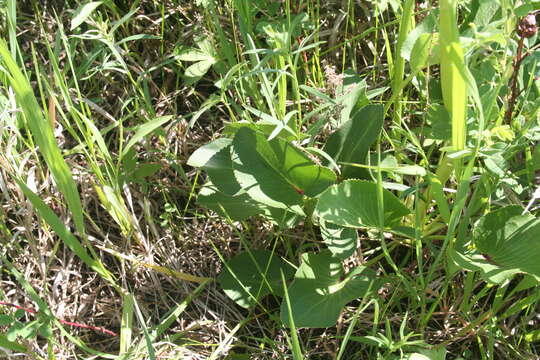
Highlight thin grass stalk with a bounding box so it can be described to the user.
[391,0,415,129]
[6,0,17,56]
[281,272,304,360]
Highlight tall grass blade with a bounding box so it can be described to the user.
[391,0,415,125]
[121,115,174,159]
[439,0,467,152]
[0,40,86,238]
[119,293,134,355]
[281,271,303,360]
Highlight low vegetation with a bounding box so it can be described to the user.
[1,0,540,359]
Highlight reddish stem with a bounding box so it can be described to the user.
[504,36,526,124]
[0,301,117,337]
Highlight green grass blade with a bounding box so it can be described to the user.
[119,293,134,355]
[132,296,156,360]
[0,40,86,237]
[439,0,467,153]
[391,0,415,124]
[281,271,303,360]
[121,115,174,159]
[151,280,210,340]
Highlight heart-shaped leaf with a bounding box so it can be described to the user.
[232,127,336,210]
[323,105,384,179]
[320,221,358,259]
[219,250,295,309]
[473,205,540,277]
[315,180,410,229]
[280,251,381,328]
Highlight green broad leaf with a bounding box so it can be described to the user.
[473,206,540,277]
[188,139,242,196]
[280,251,381,328]
[225,121,296,142]
[198,182,262,221]
[38,322,53,338]
[18,320,40,339]
[336,78,368,127]
[516,1,540,17]
[176,48,214,62]
[121,116,174,159]
[262,207,303,229]
[232,127,336,209]
[404,347,447,360]
[0,334,26,352]
[243,105,297,140]
[471,0,501,27]
[427,104,451,140]
[218,250,295,309]
[389,225,417,239]
[184,59,215,85]
[257,21,288,48]
[6,322,23,342]
[323,105,383,179]
[70,1,102,30]
[0,315,13,326]
[14,310,25,320]
[315,180,410,229]
[132,163,161,181]
[320,221,358,259]
[449,248,518,284]
[256,13,309,49]
[410,33,440,72]
[401,12,437,61]
[379,155,426,176]
[187,138,232,168]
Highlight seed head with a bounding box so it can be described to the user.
[517,14,538,38]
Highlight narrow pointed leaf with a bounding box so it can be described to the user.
[323,105,383,179]
[71,1,102,30]
[122,115,173,159]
